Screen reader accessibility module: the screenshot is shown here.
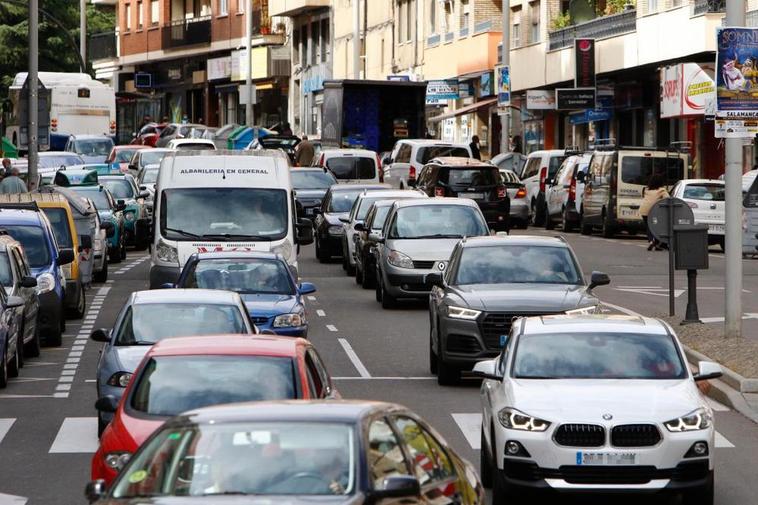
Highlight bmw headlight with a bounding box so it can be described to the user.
[328,225,344,236]
[36,273,55,294]
[664,408,713,432]
[155,239,179,265]
[387,249,414,269]
[447,305,482,320]
[272,241,293,261]
[497,408,551,432]
[273,311,305,328]
[106,371,133,388]
[565,305,599,316]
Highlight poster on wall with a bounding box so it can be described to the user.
[496,65,510,108]
[426,80,459,104]
[715,27,758,136]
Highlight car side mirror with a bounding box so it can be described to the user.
[298,282,317,295]
[425,272,444,287]
[576,171,586,183]
[79,235,93,251]
[471,358,503,381]
[368,231,382,242]
[6,295,24,309]
[354,222,366,232]
[58,248,75,265]
[20,276,37,288]
[296,218,314,245]
[138,191,150,199]
[371,475,421,501]
[160,282,176,289]
[588,271,610,290]
[90,328,111,343]
[382,156,393,166]
[694,361,723,382]
[95,395,118,413]
[84,479,106,504]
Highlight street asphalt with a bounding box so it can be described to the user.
[0,232,755,504]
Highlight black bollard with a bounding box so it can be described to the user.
[681,269,701,325]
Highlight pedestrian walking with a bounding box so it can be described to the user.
[0,165,28,194]
[295,135,315,167]
[640,173,669,251]
[469,135,481,160]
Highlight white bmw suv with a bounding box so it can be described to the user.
[475,315,721,505]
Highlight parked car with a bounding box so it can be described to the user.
[154,123,204,147]
[670,179,725,250]
[91,209,110,283]
[37,151,86,184]
[127,148,172,177]
[165,138,217,150]
[544,153,592,231]
[135,164,159,218]
[499,168,529,229]
[92,334,336,486]
[105,146,151,174]
[520,149,569,226]
[90,288,256,435]
[291,167,338,219]
[0,233,39,358]
[86,400,485,504]
[64,134,115,164]
[476,315,721,505]
[0,282,25,389]
[98,174,151,250]
[490,152,527,179]
[210,123,240,150]
[415,157,510,232]
[315,149,382,183]
[383,139,471,189]
[427,235,609,384]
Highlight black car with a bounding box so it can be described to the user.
[313,183,389,262]
[427,234,610,385]
[291,167,337,219]
[414,157,510,232]
[86,400,485,504]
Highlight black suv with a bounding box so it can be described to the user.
[414,157,510,231]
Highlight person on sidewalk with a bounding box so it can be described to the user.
[0,165,27,194]
[640,173,669,251]
[295,135,315,167]
[469,135,481,160]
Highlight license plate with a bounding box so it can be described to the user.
[708,224,725,233]
[577,452,637,465]
[459,193,484,200]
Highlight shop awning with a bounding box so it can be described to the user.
[428,97,498,123]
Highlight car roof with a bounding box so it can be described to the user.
[356,189,419,199]
[139,148,173,154]
[131,288,242,305]
[38,151,82,158]
[678,179,723,185]
[112,145,148,151]
[291,167,329,172]
[393,196,479,209]
[321,149,376,157]
[70,134,111,140]
[147,335,304,358]
[0,208,45,226]
[168,139,215,145]
[329,183,390,192]
[527,150,568,157]
[429,157,493,167]
[522,314,669,335]
[399,139,468,147]
[179,399,405,425]
[193,251,282,261]
[460,234,569,248]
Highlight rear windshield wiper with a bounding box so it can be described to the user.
[200,234,274,241]
[163,227,201,239]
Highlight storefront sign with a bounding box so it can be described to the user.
[574,39,596,88]
[526,90,555,109]
[661,63,715,118]
[714,118,758,138]
[231,49,246,82]
[479,72,493,97]
[569,109,612,125]
[458,81,474,99]
[556,88,596,110]
[716,27,758,117]
[496,65,511,107]
[387,75,410,81]
[207,56,232,81]
[426,80,459,104]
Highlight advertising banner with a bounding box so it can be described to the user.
[207,56,232,81]
[496,65,511,107]
[661,63,715,118]
[526,90,555,109]
[556,88,596,110]
[574,38,596,88]
[715,27,758,136]
[426,80,459,103]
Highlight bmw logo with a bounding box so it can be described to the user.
[437,262,446,271]
[602,413,613,421]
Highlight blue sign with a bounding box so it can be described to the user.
[388,75,411,81]
[497,65,510,106]
[568,108,612,125]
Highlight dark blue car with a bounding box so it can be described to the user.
[173,252,316,337]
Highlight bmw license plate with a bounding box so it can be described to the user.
[577,452,637,465]
[459,193,484,200]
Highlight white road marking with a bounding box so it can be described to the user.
[84,379,97,383]
[333,376,436,380]
[715,432,734,448]
[0,394,56,399]
[96,286,111,296]
[0,492,27,505]
[326,324,338,332]
[49,417,98,453]
[8,377,56,383]
[452,413,482,450]
[337,338,371,378]
[20,361,58,367]
[307,296,317,301]
[316,309,326,317]
[600,301,642,317]
[615,287,685,298]
[0,418,15,445]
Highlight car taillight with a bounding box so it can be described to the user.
[376,154,384,182]
[515,187,527,199]
[51,118,58,132]
[408,166,416,181]
[435,187,445,197]
[318,154,325,167]
[110,120,117,133]
[539,166,547,193]
[569,178,576,201]
[497,186,507,199]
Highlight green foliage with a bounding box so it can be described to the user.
[599,0,636,16]
[551,11,573,31]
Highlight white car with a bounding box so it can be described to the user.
[545,153,592,231]
[383,139,471,189]
[315,148,382,183]
[476,315,720,504]
[670,179,725,250]
[520,149,569,226]
[165,138,217,150]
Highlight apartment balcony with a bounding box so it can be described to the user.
[547,9,636,51]
[162,16,212,49]
[269,0,329,17]
[692,0,726,16]
[89,31,117,61]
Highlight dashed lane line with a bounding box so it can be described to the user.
[337,338,372,378]
[326,324,338,332]
[307,295,317,301]
[316,309,326,317]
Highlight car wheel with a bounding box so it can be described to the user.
[493,459,523,502]
[436,358,459,386]
[94,261,108,283]
[120,238,127,260]
[681,471,714,505]
[354,262,362,285]
[375,270,383,302]
[480,428,493,488]
[362,262,376,289]
[346,258,355,276]
[8,340,19,378]
[25,323,40,358]
[109,245,122,264]
[316,236,329,263]
[67,283,86,319]
[602,211,615,238]
[341,241,348,271]
[47,319,63,347]
[544,210,555,230]
[580,212,592,235]
[563,207,575,232]
[429,326,438,375]
[0,345,7,388]
[15,329,23,370]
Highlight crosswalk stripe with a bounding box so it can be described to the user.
[715,432,734,448]
[49,417,98,453]
[0,492,27,504]
[0,419,15,446]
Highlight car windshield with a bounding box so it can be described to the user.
[114,303,248,345]
[683,183,725,201]
[139,151,169,167]
[513,332,687,380]
[0,253,13,287]
[70,187,111,210]
[355,195,393,221]
[184,258,295,295]
[548,156,567,178]
[3,225,51,268]
[112,422,355,498]
[75,139,113,157]
[371,207,391,231]
[389,205,488,239]
[621,156,684,186]
[291,171,336,190]
[130,356,296,417]
[115,150,138,163]
[326,157,376,180]
[140,168,159,184]
[38,154,84,169]
[455,245,581,285]
[41,208,73,249]
[440,167,499,186]
[160,188,288,241]
[174,143,214,150]
[102,178,135,199]
[417,146,470,164]
[328,189,363,213]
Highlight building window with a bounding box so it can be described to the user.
[461,0,469,31]
[219,0,228,15]
[150,0,159,25]
[443,0,452,34]
[528,0,540,44]
[320,18,329,63]
[647,0,658,12]
[300,25,307,67]
[512,7,521,48]
[237,0,244,14]
[125,3,132,31]
[293,25,300,66]
[398,1,406,42]
[137,1,143,28]
[311,21,320,66]
[406,0,413,42]
[429,0,436,34]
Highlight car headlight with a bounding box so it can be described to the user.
[565,305,599,316]
[447,305,482,320]
[271,241,293,261]
[104,451,132,471]
[387,249,414,269]
[124,211,135,222]
[155,239,179,265]
[273,311,305,328]
[328,225,344,236]
[498,408,551,432]
[664,408,713,432]
[36,273,55,294]
[106,371,133,388]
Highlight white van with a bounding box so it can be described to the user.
[383,140,471,189]
[315,149,382,183]
[148,150,313,288]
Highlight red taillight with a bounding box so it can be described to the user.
[515,187,527,199]
[435,187,445,197]
[318,154,325,167]
[569,178,576,201]
[376,154,384,182]
[408,166,416,181]
[539,166,547,193]
[497,186,507,199]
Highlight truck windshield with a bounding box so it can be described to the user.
[160,188,288,241]
[621,156,684,186]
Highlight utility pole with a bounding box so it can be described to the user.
[80,0,86,66]
[724,0,745,338]
[500,1,510,154]
[353,0,360,79]
[245,0,254,127]
[28,0,39,190]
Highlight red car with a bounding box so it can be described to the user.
[105,145,152,173]
[91,335,337,486]
[130,122,166,147]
